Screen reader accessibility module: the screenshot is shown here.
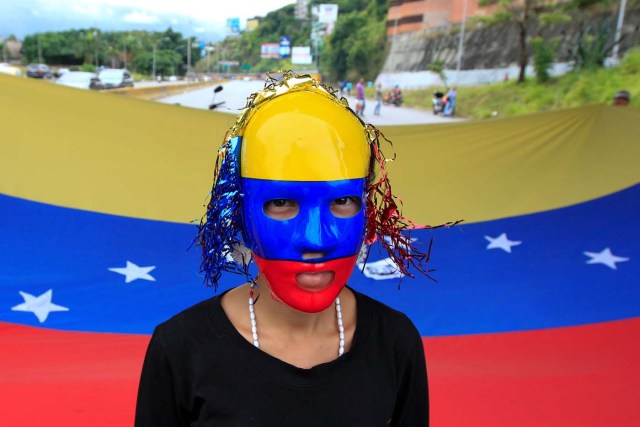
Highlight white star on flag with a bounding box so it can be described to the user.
[109,261,156,283]
[583,247,629,270]
[485,233,522,253]
[11,289,69,323]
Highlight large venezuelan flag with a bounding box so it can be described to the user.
[1,73,638,426]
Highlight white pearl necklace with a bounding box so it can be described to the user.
[248,294,345,357]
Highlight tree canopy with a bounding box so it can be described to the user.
[21,28,201,76]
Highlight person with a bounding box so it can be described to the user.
[443,86,457,116]
[389,84,403,106]
[135,72,436,427]
[346,80,352,96]
[612,90,630,106]
[374,82,382,116]
[356,77,366,116]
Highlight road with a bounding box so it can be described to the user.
[157,80,463,126]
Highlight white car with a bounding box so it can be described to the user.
[55,71,104,90]
[98,68,134,89]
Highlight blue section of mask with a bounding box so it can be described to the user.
[240,177,366,262]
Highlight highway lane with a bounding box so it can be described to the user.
[157,80,463,126]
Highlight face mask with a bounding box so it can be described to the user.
[238,90,370,312]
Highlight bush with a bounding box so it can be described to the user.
[531,37,557,83]
[78,64,97,72]
[620,48,640,75]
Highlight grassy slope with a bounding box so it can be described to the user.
[388,48,640,120]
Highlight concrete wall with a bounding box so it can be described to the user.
[380,8,640,87]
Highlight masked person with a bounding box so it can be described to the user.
[135,72,442,427]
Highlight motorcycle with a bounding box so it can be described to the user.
[432,90,445,115]
[208,85,226,110]
[383,90,403,107]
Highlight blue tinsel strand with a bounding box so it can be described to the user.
[196,136,249,289]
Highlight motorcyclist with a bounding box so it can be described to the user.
[384,84,403,107]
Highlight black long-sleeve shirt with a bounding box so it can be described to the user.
[135,289,429,426]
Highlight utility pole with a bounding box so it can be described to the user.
[455,0,469,84]
[187,38,191,76]
[93,30,99,68]
[37,35,43,63]
[612,0,628,60]
[152,44,156,80]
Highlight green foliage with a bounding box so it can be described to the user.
[427,60,448,87]
[78,63,97,72]
[218,4,312,71]
[211,0,388,81]
[531,36,557,83]
[620,47,640,75]
[538,12,572,25]
[20,28,194,77]
[322,7,388,81]
[570,20,612,69]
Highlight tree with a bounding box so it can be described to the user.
[478,0,613,83]
[478,0,537,83]
[323,2,388,81]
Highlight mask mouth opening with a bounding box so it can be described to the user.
[295,270,336,292]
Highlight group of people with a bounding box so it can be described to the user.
[342,78,402,117]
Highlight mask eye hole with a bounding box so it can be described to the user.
[264,199,299,220]
[330,196,362,218]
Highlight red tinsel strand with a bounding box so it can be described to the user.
[364,126,461,278]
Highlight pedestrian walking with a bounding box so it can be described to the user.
[374,83,382,116]
[356,78,366,117]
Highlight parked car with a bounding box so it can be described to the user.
[98,68,134,89]
[26,63,52,79]
[55,71,105,90]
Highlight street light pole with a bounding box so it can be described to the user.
[152,44,156,80]
[187,38,191,76]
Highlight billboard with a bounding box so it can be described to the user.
[316,4,339,23]
[226,17,240,36]
[291,46,313,65]
[311,4,339,36]
[279,36,291,59]
[260,43,280,59]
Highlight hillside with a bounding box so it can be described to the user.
[394,48,640,119]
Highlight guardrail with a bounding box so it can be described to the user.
[105,80,221,100]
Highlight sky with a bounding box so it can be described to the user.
[0,0,296,41]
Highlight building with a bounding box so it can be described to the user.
[386,0,494,35]
[295,0,310,20]
[246,17,261,32]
